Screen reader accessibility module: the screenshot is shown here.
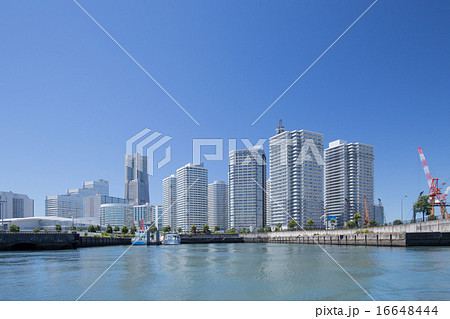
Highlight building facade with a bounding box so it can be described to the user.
[162,174,177,230]
[45,180,109,219]
[269,121,324,228]
[208,181,228,229]
[81,180,109,196]
[124,153,150,205]
[83,195,128,225]
[228,148,266,231]
[151,205,164,229]
[0,191,34,219]
[374,202,384,226]
[265,178,271,228]
[176,163,208,232]
[134,203,152,227]
[324,140,374,227]
[100,203,134,227]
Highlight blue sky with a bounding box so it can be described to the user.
[1,0,449,222]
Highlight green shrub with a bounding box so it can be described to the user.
[288,219,297,229]
[346,220,356,229]
[9,224,20,232]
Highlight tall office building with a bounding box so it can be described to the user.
[46,180,109,219]
[176,163,208,232]
[83,194,128,225]
[228,148,266,231]
[0,191,34,219]
[162,174,177,230]
[124,153,149,205]
[324,140,374,227]
[208,181,228,229]
[81,180,109,196]
[269,121,324,228]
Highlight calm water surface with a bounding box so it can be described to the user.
[0,243,448,301]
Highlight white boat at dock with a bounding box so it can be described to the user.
[163,233,181,245]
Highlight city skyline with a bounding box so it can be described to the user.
[0,121,438,225]
[1,1,449,224]
[1,0,449,306]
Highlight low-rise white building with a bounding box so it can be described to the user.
[0,216,92,232]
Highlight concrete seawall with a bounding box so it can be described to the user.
[261,219,450,238]
[240,220,450,247]
[0,233,132,251]
[181,234,244,244]
[78,236,131,247]
[0,233,78,250]
[241,232,450,247]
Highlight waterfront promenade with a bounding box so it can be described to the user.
[240,219,450,247]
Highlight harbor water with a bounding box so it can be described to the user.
[0,243,448,301]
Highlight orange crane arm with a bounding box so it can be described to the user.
[364,194,369,225]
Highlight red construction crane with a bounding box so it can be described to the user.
[364,194,370,226]
[417,147,449,219]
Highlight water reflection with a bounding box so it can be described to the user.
[0,244,448,301]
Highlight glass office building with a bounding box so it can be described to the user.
[100,203,134,227]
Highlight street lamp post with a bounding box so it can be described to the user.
[0,199,6,231]
[401,195,408,222]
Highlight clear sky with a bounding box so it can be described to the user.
[1,0,449,222]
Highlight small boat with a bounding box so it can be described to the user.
[163,232,181,245]
[132,230,149,245]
